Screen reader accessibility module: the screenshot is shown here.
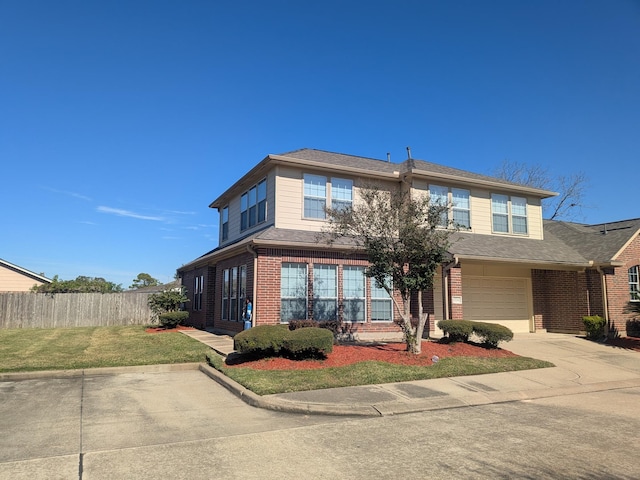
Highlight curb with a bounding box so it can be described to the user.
[198,363,382,417]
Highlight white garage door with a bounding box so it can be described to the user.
[463,276,532,333]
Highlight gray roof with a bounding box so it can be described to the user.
[449,230,590,266]
[544,218,640,264]
[277,149,555,196]
[277,148,399,175]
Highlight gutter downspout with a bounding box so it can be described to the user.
[247,244,258,327]
[441,255,460,321]
[596,266,610,335]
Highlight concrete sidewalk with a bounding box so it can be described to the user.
[185,330,640,416]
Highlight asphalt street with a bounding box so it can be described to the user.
[2,365,640,479]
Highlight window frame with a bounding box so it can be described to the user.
[193,275,203,311]
[312,264,338,321]
[280,263,308,322]
[221,206,229,241]
[491,193,528,235]
[303,174,328,219]
[240,179,267,232]
[429,185,471,229]
[222,269,230,320]
[629,265,639,302]
[343,266,366,322]
[370,276,393,322]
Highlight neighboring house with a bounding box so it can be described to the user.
[178,148,639,338]
[0,258,51,292]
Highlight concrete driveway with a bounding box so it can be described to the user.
[0,366,350,480]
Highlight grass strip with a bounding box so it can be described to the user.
[0,326,210,372]
[206,351,553,395]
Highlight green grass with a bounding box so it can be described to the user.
[0,326,210,372]
[206,350,554,395]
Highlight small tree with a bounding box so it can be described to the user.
[325,186,454,354]
[129,273,160,290]
[148,286,189,318]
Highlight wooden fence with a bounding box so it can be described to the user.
[0,293,155,329]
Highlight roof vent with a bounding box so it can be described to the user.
[387,152,391,162]
[406,146,412,159]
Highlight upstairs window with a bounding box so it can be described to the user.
[429,185,449,227]
[304,174,353,219]
[429,185,470,229]
[331,178,353,212]
[452,188,471,229]
[241,179,267,231]
[630,265,639,301]
[221,206,229,241]
[511,197,528,234]
[304,174,327,219]
[491,194,528,235]
[491,194,509,233]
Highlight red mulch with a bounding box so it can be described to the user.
[225,340,519,371]
[145,325,196,334]
[602,336,640,352]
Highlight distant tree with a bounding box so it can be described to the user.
[492,160,589,221]
[324,185,454,354]
[148,286,189,316]
[31,275,123,293]
[129,273,160,290]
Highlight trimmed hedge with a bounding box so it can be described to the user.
[472,322,513,348]
[281,327,334,358]
[288,319,342,337]
[582,315,606,340]
[233,324,289,355]
[437,320,473,342]
[438,320,513,348]
[234,325,333,359]
[158,311,189,328]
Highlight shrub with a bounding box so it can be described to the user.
[472,322,514,348]
[438,320,473,342]
[288,319,318,330]
[281,327,334,358]
[158,311,189,328]
[233,325,289,355]
[148,287,189,318]
[582,315,606,340]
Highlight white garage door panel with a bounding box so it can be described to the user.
[463,276,531,332]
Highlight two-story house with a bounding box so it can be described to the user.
[178,149,640,339]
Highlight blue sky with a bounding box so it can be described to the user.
[1,0,639,287]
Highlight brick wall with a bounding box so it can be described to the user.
[254,247,406,336]
[607,234,640,336]
[531,269,598,333]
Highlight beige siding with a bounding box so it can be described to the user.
[0,265,46,292]
[219,171,276,246]
[274,166,399,232]
[411,181,544,240]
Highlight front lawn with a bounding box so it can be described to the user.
[0,325,209,372]
[206,349,553,395]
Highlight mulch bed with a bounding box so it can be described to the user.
[226,340,519,371]
[145,325,196,334]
